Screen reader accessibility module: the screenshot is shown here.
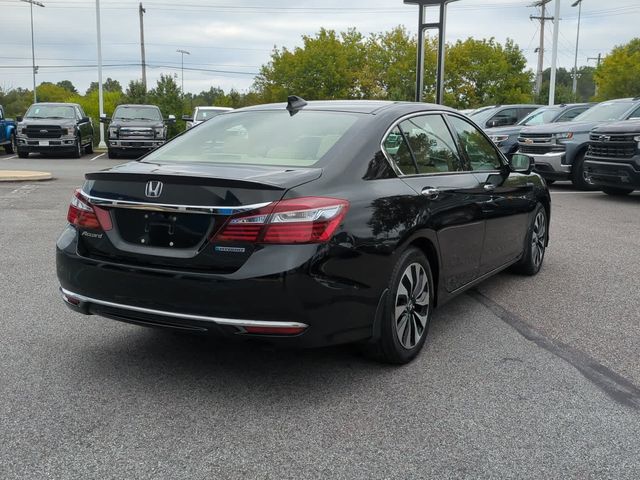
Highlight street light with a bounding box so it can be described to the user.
[176,49,190,96]
[21,0,44,103]
[95,0,106,149]
[571,0,583,98]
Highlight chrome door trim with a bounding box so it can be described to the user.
[60,288,309,330]
[80,190,271,215]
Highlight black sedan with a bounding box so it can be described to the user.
[56,98,550,364]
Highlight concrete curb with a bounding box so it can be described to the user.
[0,170,53,182]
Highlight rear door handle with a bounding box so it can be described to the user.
[421,187,440,199]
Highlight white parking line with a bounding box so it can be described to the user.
[550,191,601,194]
[2,155,17,160]
[89,153,105,162]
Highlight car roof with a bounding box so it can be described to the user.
[237,100,457,115]
[32,102,80,107]
[196,106,232,110]
[116,104,160,108]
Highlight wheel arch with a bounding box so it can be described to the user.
[403,234,441,307]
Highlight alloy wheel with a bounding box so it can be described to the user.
[394,262,430,350]
[531,210,546,267]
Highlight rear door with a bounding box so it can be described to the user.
[385,113,486,292]
[446,114,535,274]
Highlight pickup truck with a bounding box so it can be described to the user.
[516,97,640,189]
[15,102,94,158]
[101,104,175,158]
[584,120,640,196]
[182,106,232,130]
[0,105,17,154]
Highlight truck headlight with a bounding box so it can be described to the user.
[634,135,640,149]
[489,135,509,144]
[154,127,164,137]
[109,127,118,137]
[552,132,573,143]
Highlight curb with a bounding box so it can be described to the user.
[0,170,53,182]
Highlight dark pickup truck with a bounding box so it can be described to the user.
[584,120,640,195]
[0,105,17,154]
[15,102,94,158]
[101,104,175,159]
[516,98,640,189]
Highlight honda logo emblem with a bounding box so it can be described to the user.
[145,180,163,198]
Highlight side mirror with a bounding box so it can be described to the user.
[80,116,90,124]
[16,115,23,122]
[510,153,535,174]
[99,114,110,123]
[167,114,176,124]
[181,115,193,122]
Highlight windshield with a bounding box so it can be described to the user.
[144,110,360,167]
[469,107,499,126]
[519,107,559,126]
[195,108,228,121]
[573,101,635,122]
[25,105,75,119]
[113,106,162,121]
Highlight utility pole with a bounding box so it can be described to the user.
[571,0,583,98]
[95,0,106,149]
[176,49,190,96]
[21,0,45,104]
[139,2,147,90]
[548,0,561,105]
[588,53,602,96]
[530,0,552,98]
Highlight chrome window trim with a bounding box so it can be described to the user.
[379,110,468,178]
[60,288,309,330]
[80,190,271,215]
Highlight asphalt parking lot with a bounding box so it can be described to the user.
[1,152,639,479]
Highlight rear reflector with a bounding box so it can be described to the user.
[67,189,112,231]
[214,196,349,244]
[243,326,306,335]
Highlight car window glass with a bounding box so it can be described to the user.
[557,107,587,122]
[628,105,640,119]
[398,115,462,174]
[383,126,416,174]
[489,108,518,126]
[448,115,503,171]
[518,108,538,120]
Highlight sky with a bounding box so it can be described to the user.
[1,0,639,96]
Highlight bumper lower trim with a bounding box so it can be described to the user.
[60,287,309,330]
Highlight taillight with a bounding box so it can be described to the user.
[213,197,349,244]
[67,189,112,231]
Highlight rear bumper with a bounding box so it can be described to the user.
[56,227,383,347]
[584,157,640,190]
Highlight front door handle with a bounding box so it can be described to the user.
[421,187,440,199]
[483,183,496,192]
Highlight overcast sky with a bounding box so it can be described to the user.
[1,0,639,95]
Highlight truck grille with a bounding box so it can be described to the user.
[119,127,154,140]
[588,133,638,159]
[519,145,555,155]
[24,125,63,139]
[517,133,560,155]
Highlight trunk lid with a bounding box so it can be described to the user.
[79,161,322,272]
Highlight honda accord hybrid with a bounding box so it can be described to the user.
[56,97,550,364]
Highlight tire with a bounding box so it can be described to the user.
[602,187,634,196]
[368,248,434,364]
[4,133,16,154]
[71,137,82,158]
[17,148,28,159]
[545,179,555,185]
[108,148,118,159]
[84,140,94,154]
[571,152,597,191]
[512,203,547,276]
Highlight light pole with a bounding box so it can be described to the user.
[95,0,106,149]
[176,49,190,96]
[571,0,583,98]
[548,0,561,106]
[21,0,44,103]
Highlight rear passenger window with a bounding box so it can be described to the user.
[383,126,416,174]
[448,116,503,171]
[397,115,462,174]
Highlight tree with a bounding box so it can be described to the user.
[0,87,32,117]
[86,78,123,95]
[123,80,147,104]
[36,82,72,102]
[56,80,77,94]
[594,38,640,100]
[148,74,183,136]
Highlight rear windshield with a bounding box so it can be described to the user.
[114,106,162,121]
[144,110,360,167]
[195,108,228,121]
[573,101,635,122]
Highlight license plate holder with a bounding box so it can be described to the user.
[39,140,49,147]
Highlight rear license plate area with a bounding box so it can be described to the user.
[115,210,213,248]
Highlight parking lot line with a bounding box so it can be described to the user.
[2,155,17,160]
[89,153,105,162]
